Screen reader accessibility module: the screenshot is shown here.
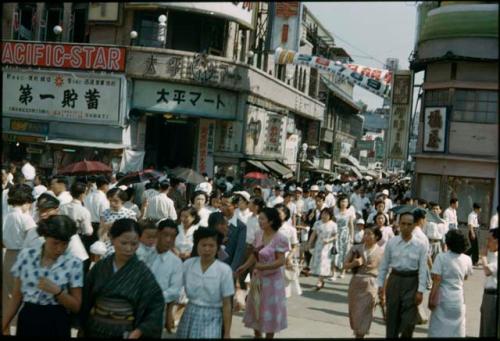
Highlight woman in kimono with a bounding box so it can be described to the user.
[344,226,383,338]
[428,229,473,337]
[176,227,234,339]
[334,195,355,279]
[308,207,337,289]
[80,218,164,338]
[237,207,289,338]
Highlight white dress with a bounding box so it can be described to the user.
[428,251,473,337]
[279,222,302,297]
[310,220,337,277]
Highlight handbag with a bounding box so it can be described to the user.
[330,245,338,256]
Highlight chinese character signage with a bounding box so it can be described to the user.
[133,80,237,120]
[2,69,124,125]
[245,104,287,157]
[423,107,447,153]
[268,2,303,52]
[1,41,126,72]
[386,71,413,160]
[197,119,215,176]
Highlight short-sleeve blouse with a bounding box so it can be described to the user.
[101,207,137,223]
[11,245,83,305]
[253,230,290,275]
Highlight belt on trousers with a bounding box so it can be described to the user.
[484,288,497,295]
[429,239,442,243]
[391,269,418,277]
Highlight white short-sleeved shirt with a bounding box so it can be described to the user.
[175,224,199,254]
[11,246,83,305]
[235,208,252,225]
[59,199,93,236]
[57,191,73,206]
[149,250,183,303]
[468,211,479,228]
[32,185,47,199]
[443,207,458,230]
[490,213,498,230]
[84,190,110,223]
[144,193,177,222]
[267,195,284,208]
[101,207,137,223]
[431,251,472,303]
[279,222,299,254]
[246,214,259,245]
[484,251,498,289]
[3,207,37,250]
[325,193,336,209]
[198,207,213,227]
[182,257,235,308]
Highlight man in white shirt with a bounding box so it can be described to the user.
[443,198,459,230]
[305,185,320,212]
[84,176,110,244]
[377,210,428,338]
[489,205,498,230]
[479,228,498,337]
[294,187,305,226]
[142,181,160,217]
[267,186,284,208]
[145,180,177,223]
[426,202,447,261]
[48,176,73,205]
[234,191,252,224]
[149,218,183,333]
[351,187,371,217]
[324,184,336,209]
[467,202,481,266]
[32,175,48,200]
[381,189,393,214]
[21,158,36,186]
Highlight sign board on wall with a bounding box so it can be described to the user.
[386,71,412,160]
[126,2,255,28]
[133,80,237,120]
[217,120,241,153]
[2,69,124,125]
[423,107,448,153]
[1,42,126,72]
[268,2,303,52]
[284,134,299,171]
[245,104,287,157]
[197,119,216,176]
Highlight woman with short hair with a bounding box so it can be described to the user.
[2,215,83,337]
[191,191,211,228]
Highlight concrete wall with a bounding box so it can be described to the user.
[449,122,498,157]
[415,156,497,178]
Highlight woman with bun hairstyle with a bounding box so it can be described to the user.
[2,215,83,337]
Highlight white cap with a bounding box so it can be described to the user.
[195,182,213,195]
[118,185,129,191]
[234,191,251,202]
[310,185,320,191]
[295,187,303,193]
[382,189,389,196]
[90,241,107,256]
[356,218,365,225]
[325,184,333,192]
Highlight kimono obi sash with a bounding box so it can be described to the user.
[90,297,135,326]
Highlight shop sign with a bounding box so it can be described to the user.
[375,139,385,160]
[340,142,352,157]
[245,104,286,157]
[5,134,44,144]
[284,134,299,171]
[1,41,126,72]
[10,119,49,135]
[423,107,448,153]
[217,121,241,153]
[3,69,124,125]
[26,147,43,154]
[197,119,216,175]
[386,71,412,160]
[268,2,303,52]
[133,80,237,120]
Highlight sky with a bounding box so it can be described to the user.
[306,1,421,110]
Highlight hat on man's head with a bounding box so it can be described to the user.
[196,182,213,195]
[356,218,365,225]
[295,187,303,193]
[382,189,389,196]
[310,185,320,191]
[234,191,251,202]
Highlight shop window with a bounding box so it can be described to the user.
[452,89,498,124]
[133,10,164,48]
[41,4,63,42]
[446,176,493,224]
[13,3,37,41]
[423,89,450,107]
[417,174,441,204]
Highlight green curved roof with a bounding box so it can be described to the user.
[420,5,498,42]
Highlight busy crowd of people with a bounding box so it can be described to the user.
[2,159,498,338]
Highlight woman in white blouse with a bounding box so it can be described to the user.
[191,191,211,228]
[176,227,234,339]
[374,212,394,251]
[174,207,201,261]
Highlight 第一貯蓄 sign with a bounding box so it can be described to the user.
[2,69,124,125]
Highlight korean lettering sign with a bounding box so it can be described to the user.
[133,80,237,120]
[423,107,447,153]
[1,42,126,72]
[2,69,124,125]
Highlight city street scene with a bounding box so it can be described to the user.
[1,1,498,339]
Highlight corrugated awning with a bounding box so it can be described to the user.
[262,160,293,179]
[45,138,124,149]
[246,160,270,172]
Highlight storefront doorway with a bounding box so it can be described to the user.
[144,115,197,170]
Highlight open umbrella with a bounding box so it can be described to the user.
[244,172,268,180]
[58,160,112,175]
[116,169,163,186]
[169,167,205,184]
[243,172,276,187]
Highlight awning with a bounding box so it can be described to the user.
[246,160,270,172]
[334,162,362,179]
[262,161,293,179]
[45,138,125,150]
[312,169,334,175]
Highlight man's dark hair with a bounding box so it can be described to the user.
[158,219,178,234]
[70,182,87,199]
[51,175,68,187]
[96,176,109,189]
[445,229,470,254]
[473,202,481,210]
[450,198,458,205]
[274,203,291,222]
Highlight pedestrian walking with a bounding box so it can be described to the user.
[2,215,83,337]
[366,199,389,225]
[207,192,221,213]
[302,191,326,276]
[144,180,177,223]
[374,212,394,251]
[467,203,481,266]
[176,228,234,339]
[443,198,459,231]
[237,207,289,338]
[428,229,473,337]
[84,176,110,246]
[353,218,365,245]
[479,228,498,337]
[489,206,498,230]
[426,202,448,262]
[191,190,211,227]
[267,185,284,208]
[135,219,158,266]
[376,209,428,338]
[174,206,201,261]
[123,187,141,219]
[80,218,164,338]
[308,207,337,289]
[345,226,383,338]
[48,176,73,205]
[334,194,355,279]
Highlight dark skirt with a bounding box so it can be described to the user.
[17,302,71,337]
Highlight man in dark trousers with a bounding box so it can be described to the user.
[376,209,428,338]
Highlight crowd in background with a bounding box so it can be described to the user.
[2,158,498,338]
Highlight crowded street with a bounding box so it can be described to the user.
[2,1,499,339]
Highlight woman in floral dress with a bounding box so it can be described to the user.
[237,207,289,338]
[334,194,355,279]
[309,207,337,289]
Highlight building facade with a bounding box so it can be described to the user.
[410,1,498,223]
